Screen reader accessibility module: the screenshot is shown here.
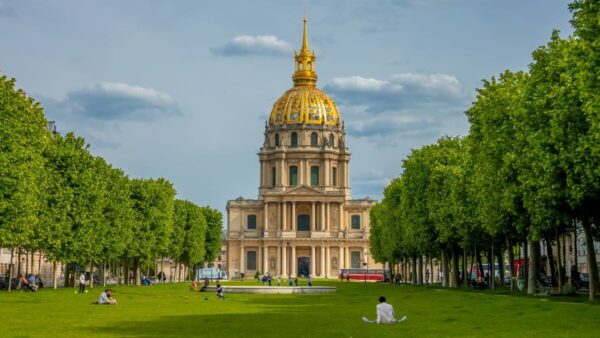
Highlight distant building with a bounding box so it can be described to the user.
[225,18,382,280]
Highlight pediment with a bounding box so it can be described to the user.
[284,185,323,195]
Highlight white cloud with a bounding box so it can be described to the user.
[324,72,469,145]
[212,35,292,57]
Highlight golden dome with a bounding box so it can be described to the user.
[268,17,341,127]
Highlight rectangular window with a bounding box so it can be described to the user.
[351,251,361,269]
[247,215,257,230]
[332,167,337,187]
[289,166,298,186]
[272,167,276,187]
[311,166,319,186]
[247,251,257,271]
[351,215,361,230]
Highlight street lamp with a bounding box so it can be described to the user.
[364,251,369,283]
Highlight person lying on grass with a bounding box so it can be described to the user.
[362,296,406,324]
[95,289,117,305]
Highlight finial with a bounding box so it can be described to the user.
[301,15,309,51]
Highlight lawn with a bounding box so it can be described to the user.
[1,280,599,337]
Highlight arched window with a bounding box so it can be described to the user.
[329,133,335,147]
[307,62,312,70]
[274,134,280,147]
[291,132,298,147]
[299,63,303,71]
[289,166,298,186]
[311,132,318,146]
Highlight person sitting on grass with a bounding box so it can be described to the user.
[190,280,198,292]
[362,296,406,324]
[95,289,117,305]
[216,283,225,300]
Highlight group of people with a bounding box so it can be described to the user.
[340,271,351,282]
[19,273,42,292]
[258,274,317,287]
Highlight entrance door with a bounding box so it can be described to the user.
[298,257,310,277]
[297,215,310,231]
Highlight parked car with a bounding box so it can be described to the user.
[579,273,589,289]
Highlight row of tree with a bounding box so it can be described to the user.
[0,75,222,291]
[370,0,600,300]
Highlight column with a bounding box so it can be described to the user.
[339,246,344,269]
[345,162,350,187]
[320,246,326,277]
[292,202,296,231]
[326,203,330,231]
[280,159,285,186]
[258,245,262,273]
[326,246,331,277]
[311,202,316,231]
[320,202,325,231]
[339,203,344,231]
[264,203,268,230]
[276,245,281,275]
[282,245,287,276]
[282,202,287,231]
[240,245,245,274]
[291,246,297,277]
[345,247,350,269]
[310,246,316,276]
[263,246,269,274]
[278,203,282,231]
[260,162,264,187]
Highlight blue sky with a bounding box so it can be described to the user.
[1,0,573,215]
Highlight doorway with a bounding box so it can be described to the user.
[298,256,310,277]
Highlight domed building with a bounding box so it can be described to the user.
[226,18,380,279]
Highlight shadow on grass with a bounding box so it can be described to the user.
[88,312,359,338]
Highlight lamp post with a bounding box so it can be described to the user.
[364,251,369,283]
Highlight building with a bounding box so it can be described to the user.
[225,18,382,279]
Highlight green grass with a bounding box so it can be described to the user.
[1,280,599,337]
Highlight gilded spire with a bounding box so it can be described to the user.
[301,16,309,51]
[293,16,317,87]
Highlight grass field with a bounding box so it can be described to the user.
[1,280,599,338]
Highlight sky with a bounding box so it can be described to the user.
[1,0,574,217]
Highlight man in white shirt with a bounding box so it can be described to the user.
[78,272,87,294]
[362,296,407,324]
[96,289,117,305]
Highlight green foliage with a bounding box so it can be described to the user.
[0,75,48,250]
[201,206,223,263]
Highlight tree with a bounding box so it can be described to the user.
[0,75,49,291]
[201,206,223,265]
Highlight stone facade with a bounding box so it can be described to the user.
[226,18,382,279]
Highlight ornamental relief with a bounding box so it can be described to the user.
[268,205,278,230]
[330,204,339,231]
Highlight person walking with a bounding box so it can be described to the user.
[277,276,281,287]
[308,274,313,287]
[288,275,293,286]
[79,272,87,294]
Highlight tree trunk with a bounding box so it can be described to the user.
[38,252,42,275]
[556,230,563,292]
[490,243,495,290]
[52,261,58,289]
[134,259,141,286]
[527,239,540,295]
[411,257,417,284]
[64,263,71,288]
[160,257,165,284]
[546,236,557,288]
[523,240,529,288]
[17,248,22,277]
[497,246,504,289]
[124,259,130,285]
[441,250,449,287]
[462,249,467,288]
[417,256,423,285]
[8,249,14,292]
[450,247,459,288]
[430,258,434,284]
[582,219,598,301]
[507,236,515,292]
[30,250,35,275]
[89,259,94,289]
